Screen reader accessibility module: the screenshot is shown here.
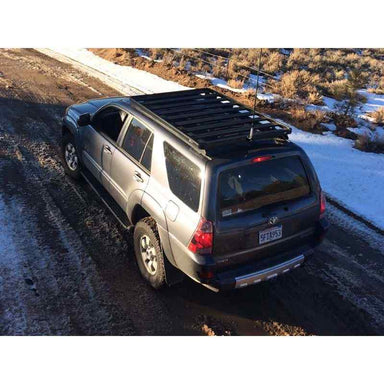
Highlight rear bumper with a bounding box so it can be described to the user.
[234,254,304,288]
[187,217,329,291]
[207,245,314,291]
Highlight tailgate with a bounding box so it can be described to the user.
[212,154,319,266]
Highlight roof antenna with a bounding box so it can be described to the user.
[248,48,263,141]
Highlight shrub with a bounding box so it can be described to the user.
[307,91,323,105]
[354,132,384,153]
[201,64,212,74]
[227,78,245,89]
[368,88,384,95]
[269,70,322,104]
[178,56,187,70]
[212,57,227,79]
[331,112,357,130]
[328,71,368,117]
[263,51,283,74]
[289,107,326,133]
[370,107,384,125]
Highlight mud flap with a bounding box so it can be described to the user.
[163,255,184,286]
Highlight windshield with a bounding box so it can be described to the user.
[219,156,310,217]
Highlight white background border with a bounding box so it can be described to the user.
[1,0,383,47]
[1,1,383,383]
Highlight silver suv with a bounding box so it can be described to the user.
[61,88,329,291]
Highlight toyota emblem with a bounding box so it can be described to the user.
[268,216,278,225]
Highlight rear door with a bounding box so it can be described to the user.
[162,142,202,263]
[107,116,153,210]
[213,154,319,263]
[81,106,127,182]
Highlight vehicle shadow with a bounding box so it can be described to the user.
[161,240,379,336]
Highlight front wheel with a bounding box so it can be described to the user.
[133,217,166,289]
[61,133,81,180]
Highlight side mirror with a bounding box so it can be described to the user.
[77,113,91,127]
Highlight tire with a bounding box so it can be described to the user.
[133,217,166,289]
[61,133,81,180]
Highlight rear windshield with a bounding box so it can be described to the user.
[219,156,310,217]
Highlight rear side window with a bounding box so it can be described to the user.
[219,156,310,217]
[141,134,153,172]
[122,118,151,162]
[164,142,201,211]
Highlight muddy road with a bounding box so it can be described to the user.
[0,48,383,336]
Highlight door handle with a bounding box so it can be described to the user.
[104,145,112,154]
[133,171,144,183]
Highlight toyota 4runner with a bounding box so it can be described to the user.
[61,88,329,291]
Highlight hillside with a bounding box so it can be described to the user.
[89,48,384,154]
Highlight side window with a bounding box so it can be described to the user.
[93,106,127,142]
[141,134,153,172]
[164,142,201,212]
[122,118,151,163]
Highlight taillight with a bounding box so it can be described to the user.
[251,155,272,163]
[320,190,326,217]
[188,218,213,255]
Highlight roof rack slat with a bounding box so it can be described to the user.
[152,101,238,115]
[134,88,213,102]
[174,111,253,127]
[192,123,280,140]
[190,125,254,139]
[141,93,220,106]
[181,117,263,132]
[146,97,225,111]
[160,106,248,122]
[199,130,289,149]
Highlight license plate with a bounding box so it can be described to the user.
[259,225,283,245]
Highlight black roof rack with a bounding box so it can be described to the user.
[130,88,291,155]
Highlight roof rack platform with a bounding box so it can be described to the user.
[130,88,291,155]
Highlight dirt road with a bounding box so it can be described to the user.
[1,48,383,335]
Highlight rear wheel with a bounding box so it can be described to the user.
[62,133,81,180]
[133,217,166,289]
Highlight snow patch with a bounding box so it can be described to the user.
[41,48,188,95]
[279,120,384,230]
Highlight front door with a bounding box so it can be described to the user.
[81,106,127,183]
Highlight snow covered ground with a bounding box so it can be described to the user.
[308,91,384,141]
[195,72,276,102]
[357,90,384,116]
[281,123,384,230]
[39,48,189,95]
[40,49,384,230]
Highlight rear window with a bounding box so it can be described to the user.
[219,156,310,217]
[164,142,201,212]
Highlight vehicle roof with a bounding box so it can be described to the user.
[125,88,292,159]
